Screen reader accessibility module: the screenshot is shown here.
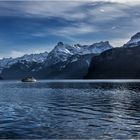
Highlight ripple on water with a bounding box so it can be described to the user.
[0,81,140,138]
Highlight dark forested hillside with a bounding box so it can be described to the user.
[86,46,140,79]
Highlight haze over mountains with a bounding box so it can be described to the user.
[1,32,140,79]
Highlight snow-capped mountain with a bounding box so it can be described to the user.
[18,52,48,62]
[0,41,112,79]
[0,41,112,70]
[45,41,112,66]
[77,41,112,54]
[0,52,48,72]
[1,53,97,79]
[123,32,140,48]
[46,42,74,65]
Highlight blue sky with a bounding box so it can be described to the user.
[0,0,140,58]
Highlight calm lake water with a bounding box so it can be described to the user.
[0,80,140,139]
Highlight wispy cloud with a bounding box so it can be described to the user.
[0,1,140,58]
[88,4,129,21]
[50,23,97,36]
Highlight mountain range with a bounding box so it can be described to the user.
[0,41,112,79]
[86,32,140,79]
[0,52,48,72]
[1,32,140,79]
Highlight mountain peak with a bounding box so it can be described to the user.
[57,42,64,46]
[74,44,82,47]
[53,42,74,53]
[131,32,140,40]
[103,41,110,44]
[123,32,140,48]
[92,41,110,46]
[87,41,112,53]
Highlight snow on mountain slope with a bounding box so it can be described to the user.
[0,52,48,72]
[46,42,74,65]
[17,52,48,63]
[77,41,112,54]
[45,41,112,65]
[123,32,140,48]
[0,41,112,72]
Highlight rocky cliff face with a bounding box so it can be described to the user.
[86,32,140,79]
[123,32,140,48]
[1,54,97,79]
[86,46,140,79]
[44,41,112,66]
[0,41,112,79]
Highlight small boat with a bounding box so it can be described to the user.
[21,77,37,82]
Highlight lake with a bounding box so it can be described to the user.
[0,80,140,139]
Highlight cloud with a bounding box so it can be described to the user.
[0,51,26,59]
[0,0,137,20]
[88,4,129,22]
[110,38,130,47]
[50,23,97,36]
[94,0,140,4]
[1,0,140,3]
[0,0,140,58]
[0,1,87,21]
[10,50,27,58]
[0,1,139,23]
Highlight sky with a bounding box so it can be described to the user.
[0,0,140,58]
